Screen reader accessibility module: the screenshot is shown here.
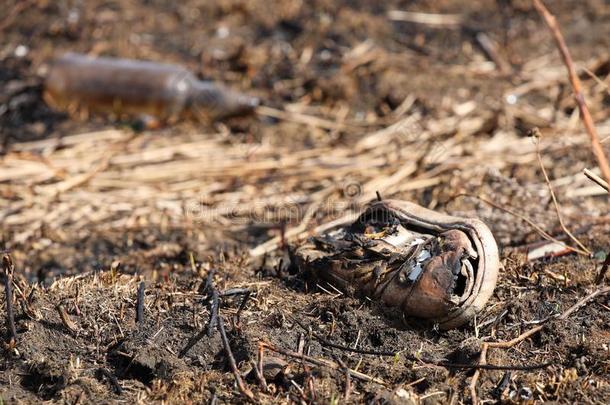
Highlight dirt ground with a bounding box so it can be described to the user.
[1,0,610,403]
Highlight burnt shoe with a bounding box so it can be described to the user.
[294,199,500,329]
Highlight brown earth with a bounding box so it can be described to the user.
[1,0,609,403]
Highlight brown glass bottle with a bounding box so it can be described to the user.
[44,53,259,121]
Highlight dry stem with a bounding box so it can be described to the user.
[596,253,610,285]
[218,315,255,401]
[259,342,387,386]
[452,193,588,256]
[533,131,590,255]
[533,0,610,195]
[487,286,610,349]
[2,254,17,344]
[584,168,609,192]
[469,343,488,405]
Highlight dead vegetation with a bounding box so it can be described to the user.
[1,0,610,403]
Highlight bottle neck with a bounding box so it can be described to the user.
[187,80,259,120]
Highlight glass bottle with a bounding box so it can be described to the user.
[44,52,259,121]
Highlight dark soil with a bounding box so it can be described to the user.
[1,0,610,403]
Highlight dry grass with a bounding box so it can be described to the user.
[1,60,608,257]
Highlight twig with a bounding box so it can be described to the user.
[179,280,221,358]
[202,269,216,295]
[344,366,352,402]
[452,193,588,256]
[305,364,317,402]
[556,286,610,320]
[257,344,268,390]
[98,368,123,395]
[595,253,610,285]
[235,291,251,327]
[207,289,219,337]
[289,379,307,402]
[584,168,609,191]
[475,286,610,401]
[217,315,255,401]
[2,254,17,344]
[136,281,145,324]
[56,302,79,334]
[291,316,549,371]
[487,286,610,348]
[333,356,352,402]
[249,360,268,393]
[532,130,591,255]
[469,343,488,405]
[533,0,610,194]
[259,341,387,385]
[220,288,251,297]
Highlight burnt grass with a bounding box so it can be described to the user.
[1,0,610,403]
[1,249,609,403]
